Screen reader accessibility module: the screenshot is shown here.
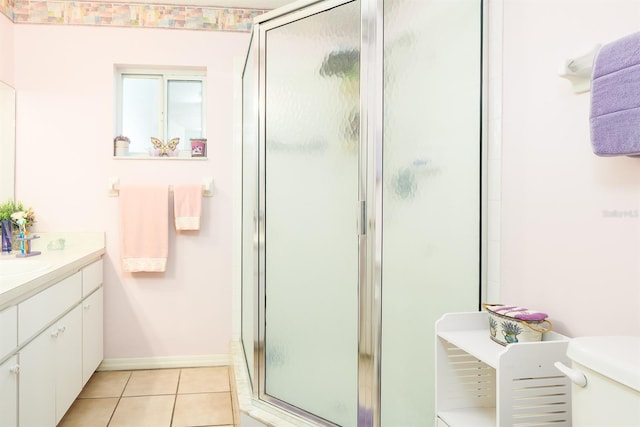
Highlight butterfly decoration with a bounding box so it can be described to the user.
[150,137,180,157]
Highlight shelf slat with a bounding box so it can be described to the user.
[438,407,496,427]
[438,329,504,368]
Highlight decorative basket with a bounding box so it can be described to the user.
[483,303,552,346]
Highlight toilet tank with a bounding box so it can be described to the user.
[567,336,640,427]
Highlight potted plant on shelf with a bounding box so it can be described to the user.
[0,199,36,253]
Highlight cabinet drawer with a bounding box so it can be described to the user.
[0,306,17,360]
[18,272,82,344]
[82,259,103,297]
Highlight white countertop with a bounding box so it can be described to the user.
[0,232,105,311]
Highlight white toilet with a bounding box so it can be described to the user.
[557,336,640,427]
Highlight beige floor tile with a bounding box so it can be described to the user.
[171,393,234,427]
[57,398,119,427]
[122,369,180,396]
[109,395,175,427]
[178,366,230,394]
[79,371,132,398]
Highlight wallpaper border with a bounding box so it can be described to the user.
[1,0,265,32]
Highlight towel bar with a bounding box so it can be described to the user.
[107,177,213,197]
[558,44,601,93]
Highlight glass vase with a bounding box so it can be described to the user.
[12,225,21,253]
[1,219,12,253]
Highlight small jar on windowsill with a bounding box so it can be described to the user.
[114,135,130,157]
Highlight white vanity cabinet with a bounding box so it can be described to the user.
[54,305,83,424]
[18,322,57,427]
[81,259,104,386]
[0,355,18,427]
[4,258,104,427]
[0,306,17,360]
[18,305,83,426]
[435,312,572,427]
[1,305,18,427]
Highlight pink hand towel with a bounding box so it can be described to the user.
[173,184,202,231]
[119,185,169,272]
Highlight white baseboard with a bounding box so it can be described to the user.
[98,354,231,371]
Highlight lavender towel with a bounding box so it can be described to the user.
[491,305,548,321]
[590,31,640,156]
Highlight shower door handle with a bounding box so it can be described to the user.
[359,200,366,236]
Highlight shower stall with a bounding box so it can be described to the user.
[240,0,484,425]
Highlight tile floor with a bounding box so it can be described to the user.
[58,366,238,427]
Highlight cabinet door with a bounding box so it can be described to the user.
[0,355,18,427]
[82,287,103,385]
[55,305,83,424]
[19,328,56,427]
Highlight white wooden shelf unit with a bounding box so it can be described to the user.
[435,311,572,427]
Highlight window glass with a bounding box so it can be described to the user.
[167,80,203,149]
[117,69,206,157]
[122,76,161,153]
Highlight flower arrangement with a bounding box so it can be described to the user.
[0,199,36,228]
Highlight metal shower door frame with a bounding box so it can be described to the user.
[254,0,383,425]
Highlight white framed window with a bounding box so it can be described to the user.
[115,66,206,157]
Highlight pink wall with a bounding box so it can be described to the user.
[501,0,640,337]
[13,24,249,359]
[0,13,13,84]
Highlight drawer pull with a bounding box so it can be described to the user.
[51,325,66,337]
[9,365,20,374]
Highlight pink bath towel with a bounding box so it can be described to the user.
[173,184,202,231]
[119,185,169,272]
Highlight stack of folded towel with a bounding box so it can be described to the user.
[590,31,640,156]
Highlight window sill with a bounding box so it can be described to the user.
[112,155,208,161]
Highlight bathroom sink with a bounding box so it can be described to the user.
[0,259,52,278]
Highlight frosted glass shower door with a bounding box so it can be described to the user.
[380,0,482,425]
[261,1,360,425]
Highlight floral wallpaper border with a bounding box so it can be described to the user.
[1,0,266,32]
[1,0,13,20]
